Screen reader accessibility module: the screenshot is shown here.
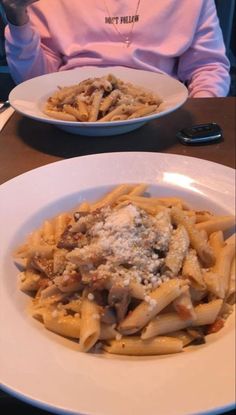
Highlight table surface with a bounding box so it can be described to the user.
[0,96,235,415]
[0,97,235,185]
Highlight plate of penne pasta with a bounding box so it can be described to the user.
[0,152,235,415]
[9,66,188,136]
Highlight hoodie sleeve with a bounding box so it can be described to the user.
[177,0,230,97]
[4,20,61,84]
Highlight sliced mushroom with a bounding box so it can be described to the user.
[30,256,54,279]
[100,306,117,325]
[57,226,86,250]
[108,285,130,322]
[186,327,206,345]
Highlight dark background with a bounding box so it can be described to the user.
[0,1,236,414]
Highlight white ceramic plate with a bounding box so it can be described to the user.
[0,152,235,415]
[9,66,188,136]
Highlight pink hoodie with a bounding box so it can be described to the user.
[4,0,230,97]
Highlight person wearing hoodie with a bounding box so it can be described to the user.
[0,0,230,97]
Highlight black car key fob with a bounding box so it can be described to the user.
[176,123,222,145]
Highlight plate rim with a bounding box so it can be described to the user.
[0,151,235,191]
[0,152,235,415]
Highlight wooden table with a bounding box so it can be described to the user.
[0,97,235,185]
[0,97,235,415]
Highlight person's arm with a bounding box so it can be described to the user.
[177,0,230,98]
[1,0,61,83]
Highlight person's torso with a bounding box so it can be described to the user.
[29,0,204,76]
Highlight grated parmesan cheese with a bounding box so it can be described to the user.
[67,203,173,291]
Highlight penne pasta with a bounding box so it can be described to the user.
[128,280,146,300]
[118,279,185,335]
[89,89,104,121]
[195,211,214,223]
[226,257,236,304]
[54,213,72,242]
[100,324,118,340]
[128,104,158,119]
[196,215,236,235]
[63,104,84,121]
[193,299,223,326]
[43,310,81,339]
[13,183,235,356]
[115,199,158,215]
[171,206,215,267]
[118,195,158,206]
[104,336,183,355]
[164,225,190,275]
[142,312,193,339]
[209,231,224,257]
[90,184,135,210]
[173,286,196,320]
[44,108,77,121]
[19,270,41,292]
[203,270,225,299]
[166,330,194,347]
[110,114,128,121]
[74,201,91,215]
[98,104,128,121]
[182,249,206,290]
[44,74,162,123]
[142,299,223,339]
[213,239,236,297]
[128,183,148,196]
[76,99,89,121]
[99,89,120,112]
[79,297,101,352]
[202,232,228,298]
[42,220,54,244]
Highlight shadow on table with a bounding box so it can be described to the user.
[16,107,194,158]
